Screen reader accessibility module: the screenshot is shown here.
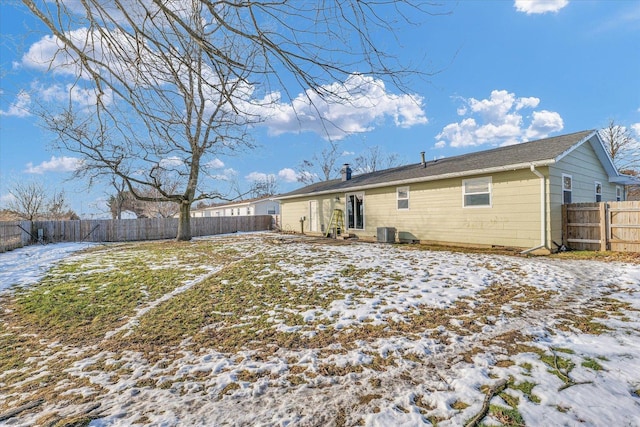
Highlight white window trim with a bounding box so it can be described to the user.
[562,174,573,205]
[594,181,602,202]
[462,176,492,208]
[397,186,409,210]
[616,185,623,201]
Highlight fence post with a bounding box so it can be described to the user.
[599,203,607,251]
[561,204,568,247]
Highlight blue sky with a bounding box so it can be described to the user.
[1,0,639,218]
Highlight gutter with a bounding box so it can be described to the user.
[277,159,557,200]
[521,164,547,255]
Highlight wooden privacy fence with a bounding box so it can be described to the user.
[562,201,640,252]
[0,216,273,253]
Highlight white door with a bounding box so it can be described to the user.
[309,200,318,232]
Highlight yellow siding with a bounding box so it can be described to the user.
[281,168,544,248]
[280,195,341,235]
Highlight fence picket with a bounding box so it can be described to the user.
[0,216,275,253]
[563,201,640,252]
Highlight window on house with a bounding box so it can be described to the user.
[463,177,492,207]
[268,209,276,215]
[595,182,602,202]
[247,207,252,215]
[562,174,572,204]
[616,186,623,201]
[397,186,409,210]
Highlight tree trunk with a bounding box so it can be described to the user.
[176,201,192,241]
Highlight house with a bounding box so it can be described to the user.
[277,130,637,253]
[190,196,280,218]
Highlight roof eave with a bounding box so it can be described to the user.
[556,130,621,179]
[610,175,640,185]
[277,160,555,200]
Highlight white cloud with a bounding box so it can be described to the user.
[23,29,426,144]
[0,91,32,118]
[245,172,276,182]
[278,168,299,183]
[514,0,568,15]
[36,83,113,109]
[260,73,427,141]
[206,158,225,169]
[22,30,90,77]
[210,168,237,181]
[515,97,540,110]
[24,156,82,174]
[631,123,640,136]
[436,90,564,148]
[159,156,184,169]
[525,110,564,140]
[1,193,16,206]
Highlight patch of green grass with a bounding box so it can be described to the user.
[14,262,204,343]
[519,362,533,374]
[0,322,39,376]
[7,241,235,344]
[552,347,575,355]
[540,353,575,384]
[511,380,541,404]
[487,404,525,426]
[498,391,519,408]
[120,253,352,351]
[581,358,604,371]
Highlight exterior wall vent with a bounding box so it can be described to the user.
[376,227,396,243]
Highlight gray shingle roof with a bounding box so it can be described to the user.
[279,130,596,198]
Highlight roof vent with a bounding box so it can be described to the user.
[420,151,426,168]
[341,164,352,181]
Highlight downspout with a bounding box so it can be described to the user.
[521,164,547,254]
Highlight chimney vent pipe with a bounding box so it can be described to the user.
[341,163,352,181]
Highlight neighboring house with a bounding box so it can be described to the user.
[190,196,280,218]
[277,130,637,253]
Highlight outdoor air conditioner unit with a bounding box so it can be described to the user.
[376,227,396,243]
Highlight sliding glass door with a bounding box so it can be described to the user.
[346,193,364,230]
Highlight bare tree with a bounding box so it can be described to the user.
[108,191,147,219]
[599,120,639,172]
[249,175,278,198]
[21,0,437,240]
[107,178,129,220]
[138,180,182,218]
[7,181,48,220]
[353,145,401,174]
[47,189,70,220]
[297,141,343,184]
[5,180,72,220]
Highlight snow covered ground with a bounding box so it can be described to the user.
[1,233,640,426]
